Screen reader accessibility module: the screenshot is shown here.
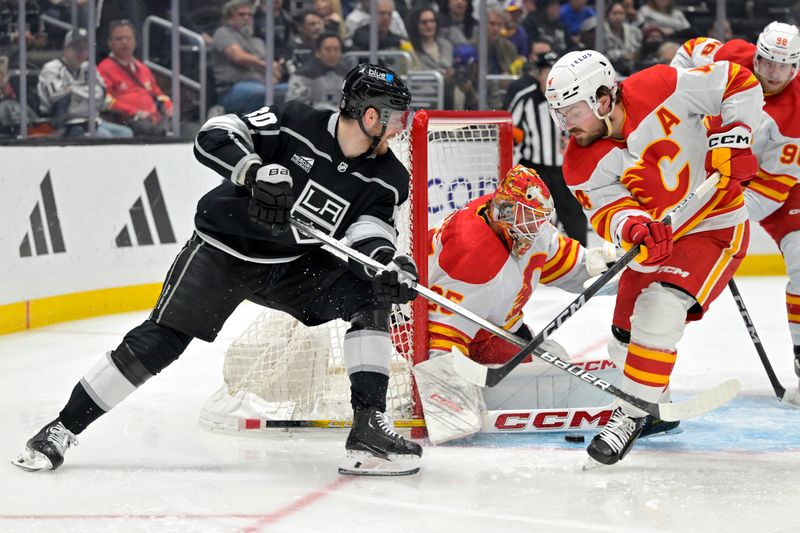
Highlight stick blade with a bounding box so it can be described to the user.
[657,379,741,422]
[781,387,800,409]
[450,347,489,387]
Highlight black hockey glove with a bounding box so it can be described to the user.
[372,254,418,304]
[246,163,295,233]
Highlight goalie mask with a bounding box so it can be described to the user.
[490,165,555,256]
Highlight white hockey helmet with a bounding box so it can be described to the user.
[545,50,617,131]
[756,21,800,65]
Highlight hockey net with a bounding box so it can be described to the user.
[199,110,513,432]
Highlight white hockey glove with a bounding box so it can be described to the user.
[583,241,622,296]
[372,253,418,304]
[413,350,485,444]
[245,163,295,232]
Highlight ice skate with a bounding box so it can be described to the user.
[12,419,78,472]
[338,408,422,476]
[586,406,645,466]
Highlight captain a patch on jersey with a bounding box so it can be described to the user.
[290,180,351,243]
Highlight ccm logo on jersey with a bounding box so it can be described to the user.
[291,180,350,242]
[657,265,690,278]
[489,408,614,431]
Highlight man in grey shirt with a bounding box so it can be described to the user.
[213,0,284,113]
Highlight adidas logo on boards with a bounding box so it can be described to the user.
[19,172,66,257]
[115,169,176,247]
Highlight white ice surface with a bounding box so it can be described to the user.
[1,277,799,532]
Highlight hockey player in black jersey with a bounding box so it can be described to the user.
[13,63,424,476]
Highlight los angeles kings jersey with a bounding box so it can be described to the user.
[427,195,592,359]
[193,101,409,262]
[672,37,800,221]
[562,63,763,251]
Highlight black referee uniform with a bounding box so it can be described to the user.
[508,66,588,246]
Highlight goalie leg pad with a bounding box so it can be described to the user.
[414,351,485,444]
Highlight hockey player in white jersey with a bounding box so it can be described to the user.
[546,50,763,465]
[414,164,627,443]
[672,22,800,392]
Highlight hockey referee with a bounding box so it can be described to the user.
[508,51,588,246]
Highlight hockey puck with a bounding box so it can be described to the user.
[565,435,585,443]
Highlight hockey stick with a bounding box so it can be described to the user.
[451,172,722,388]
[234,418,426,430]
[288,188,739,422]
[727,278,800,408]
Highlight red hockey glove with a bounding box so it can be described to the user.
[620,215,673,266]
[705,122,758,191]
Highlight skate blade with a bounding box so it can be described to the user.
[581,455,608,472]
[338,451,420,476]
[640,426,684,440]
[11,449,53,472]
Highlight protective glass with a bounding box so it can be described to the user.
[549,101,594,131]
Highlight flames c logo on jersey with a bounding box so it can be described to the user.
[622,139,691,219]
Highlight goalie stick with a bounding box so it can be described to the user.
[727,279,800,408]
[449,172,723,388]
[288,183,740,422]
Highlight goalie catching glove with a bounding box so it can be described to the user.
[372,253,418,304]
[241,163,295,232]
[705,122,758,191]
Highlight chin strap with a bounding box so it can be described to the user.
[358,116,386,157]
[602,114,613,138]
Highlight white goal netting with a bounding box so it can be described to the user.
[199,111,513,432]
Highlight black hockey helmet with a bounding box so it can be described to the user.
[339,63,412,123]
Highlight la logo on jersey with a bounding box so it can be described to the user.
[291,180,350,243]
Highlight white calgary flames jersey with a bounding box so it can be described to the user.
[426,194,591,359]
[672,37,800,221]
[562,63,763,249]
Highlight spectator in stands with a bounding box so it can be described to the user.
[634,24,667,70]
[503,0,529,58]
[560,0,596,43]
[577,15,596,49]
[452,43,478,110]
[407,6,454,107]
[519,0,540,44]
[636,0,690,37]
[98,19,173,137]
[285,32,347,110]
[38,29,132,138]
[254,0,294,64]
[211,0,284,115]
[487,6,523,75]
[502,36,553,109]
[407,7,454,74]
[180,0,232,45]
[314,0,346,39]
[351,0,406,51]
[437,0,477,45]
[656,39,679,63]
[534,0,569,53]
[293,10,326,52]
[604,0,642,75]
[345,0,408,44]
[709,18,733,43]
[622,0,639,24]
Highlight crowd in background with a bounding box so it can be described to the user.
[0,0,798,140]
